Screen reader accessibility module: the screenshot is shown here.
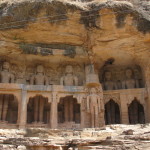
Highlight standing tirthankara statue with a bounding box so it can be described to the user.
[102,71,117,90]
[86,87,104,128]
[0,61,14,83]
[30,65,49,85]
[60,65,78,86]
[122,68,139,89]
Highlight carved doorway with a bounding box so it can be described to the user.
[27,95,50,125]
[128,100,145,124]
[105,99,121,124]
[58,96,81,128]
[0,94,18,124]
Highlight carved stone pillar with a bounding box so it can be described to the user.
[99,112,105,127]
[2,95,9,121]
[64,99,69,122]
[39,97,44,122]
[120,93,129,124]
[70,99,73,122]
[34,98,38,122]
[19,90,27,128]
[80,99,85,128]
[0,95,3,120]
[50,92,58,128]
[140,64,150,123]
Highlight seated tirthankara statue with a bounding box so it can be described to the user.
[60,65,78,86]
[30,65,49,85]
[102,71,117,90]
[0,61,14,83]
[29,65,49,124]
[122,68,139,89]
[16,72,26,84]
[0,62,15,122]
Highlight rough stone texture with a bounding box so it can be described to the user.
[0,0,150,149]
[0,124,150,149]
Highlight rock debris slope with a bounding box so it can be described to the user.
[0,124,150,149]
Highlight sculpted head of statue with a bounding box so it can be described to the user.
[90,87,97,94]
[65,65,73,74]
[104,71,112,81]
[2,61,10,71]
[125,68,133,79]
[36,65,44,74]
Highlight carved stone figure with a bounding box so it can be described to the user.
[0,61,14,83]
[60,65,78,86]
[29,65,48,124]
[122,69,139,89]
[85,64,100,86]
[134,68,143,88]
[30,65,49,85]
[102,71,117,90]
[86,87,104,128]
[16,72,26,84]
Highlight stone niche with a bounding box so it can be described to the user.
[100,65,144,90]
[0,61,85,86]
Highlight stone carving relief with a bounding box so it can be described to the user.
[0,61,15,83]
[14,65,26,84]
[102,71,117,90]
[85,87,104,127]
[16,71,26,84]
[30,65,49,85]
[103,94,120,104]
[85,64,100,86]
[60,65,78,86]
[100,65,144,90]
[0,60,85,86]
[122,68,139,89]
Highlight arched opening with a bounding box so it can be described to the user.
[27,95,50,125]
[58,96,81,128]
[128,99,145,124]
[0,94,18,124]
[105,99,120,124]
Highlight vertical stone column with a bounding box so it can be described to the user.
[64,99,69,122]
[0,95,3,120]
[39,97,44,122]
[19,90,27,128]
[120,93,129,124]
[143,66,150,123]
[80,103,85,128]
[70,99,74,122]
[34,98,38,122]
[2,95,9,121]
[99,111,105,127]
[50,92,58,129]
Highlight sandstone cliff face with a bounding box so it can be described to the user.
[0,0,149,69]
[0,1,150,149]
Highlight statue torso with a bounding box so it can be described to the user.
[63,75,75,86]
[104,81,115,90]
[0,71,12,83]
[34,74,46,85]
[89,94,99,106]
[125,79,136,89]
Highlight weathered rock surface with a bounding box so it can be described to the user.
[0,124,150,149]
[0,0,149,68]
